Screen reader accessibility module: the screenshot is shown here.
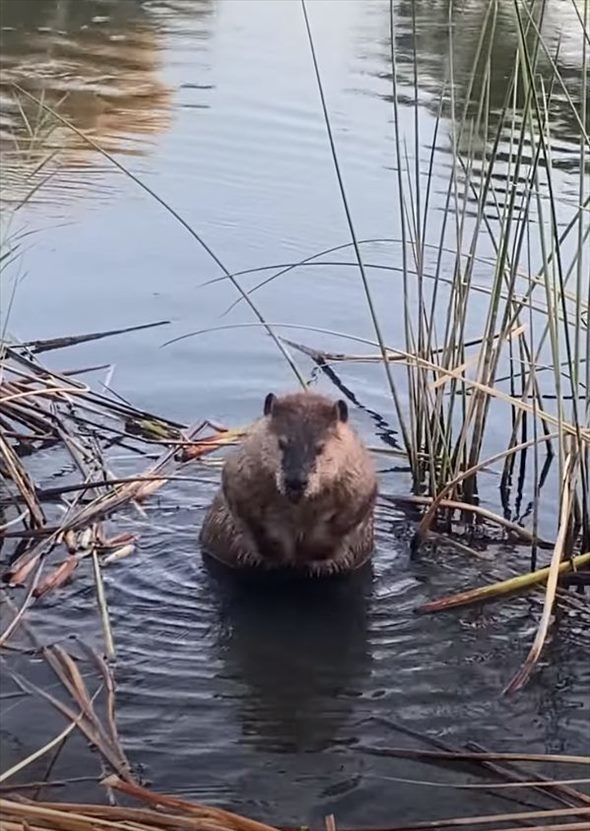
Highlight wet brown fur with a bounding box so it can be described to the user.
[199,391,378,576]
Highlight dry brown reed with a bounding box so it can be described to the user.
[0,337,242,650]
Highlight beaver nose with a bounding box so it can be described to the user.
[285,475,308,500]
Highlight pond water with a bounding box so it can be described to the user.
[1,0,589,825]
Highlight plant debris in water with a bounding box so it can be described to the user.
[1,334,589,830]
[2,0,589,824]
[0,338,242,642]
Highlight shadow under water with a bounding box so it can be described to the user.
[205,558,374,753]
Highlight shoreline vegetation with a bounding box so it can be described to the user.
[1,0,588,827]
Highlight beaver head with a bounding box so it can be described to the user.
[263,391,348,504]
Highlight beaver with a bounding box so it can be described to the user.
[199,390,378,577]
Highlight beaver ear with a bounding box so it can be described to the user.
[264,393,276,416]
[334,399,348,423]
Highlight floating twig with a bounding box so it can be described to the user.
[415,552,590,616]
[16,320,170,355]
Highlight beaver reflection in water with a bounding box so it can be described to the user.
[199,391,378,577]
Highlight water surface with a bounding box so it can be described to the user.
[1,0,588,824]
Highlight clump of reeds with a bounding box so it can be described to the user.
[268,0,590,552]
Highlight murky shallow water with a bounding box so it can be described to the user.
[1,0,589,824]
[4,489,589,823]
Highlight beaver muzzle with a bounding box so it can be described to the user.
[284,474,308,503]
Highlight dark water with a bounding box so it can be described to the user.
[1,0,589,824]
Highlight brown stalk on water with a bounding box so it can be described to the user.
[0,798,279,831]
[179,426,247,462]
[504,451,579,694]
[2,790,590,831]
[23,475,211,502]
[103,775,590,830]
[356,747,590,766]
[370,717,590,810]
[104,775,280,831]
[464,740,590,809]
[382,493,555,549]
[16,321,170,355]
[32,557,79,599]
[415,552,590,615]
[1,382,92,408]
[0,396,58,441]
[0,429,45,527]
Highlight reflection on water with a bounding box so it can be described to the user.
[0,0,213,203]
[208,561,373,753]
[379,0,588,166]
[358,0,590,265]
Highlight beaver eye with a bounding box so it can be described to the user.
[278,437,288,452]
[315,442,325,455]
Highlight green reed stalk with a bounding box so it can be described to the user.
[375,0,589,559]
[300,0,414,470]
[578,0,589,546]
[388,0,418,474]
